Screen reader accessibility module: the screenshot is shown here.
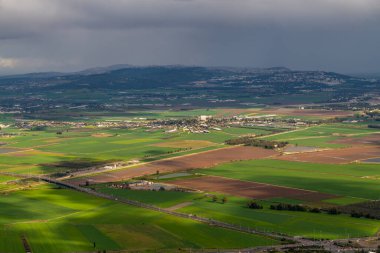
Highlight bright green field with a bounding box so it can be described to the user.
[221,127,272,136]
[0,185,278,253]
[199,159,380,200]
[0,175,17,183]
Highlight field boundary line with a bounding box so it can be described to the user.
[256,125,318,139]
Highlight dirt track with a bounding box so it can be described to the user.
[67,146,278,185]
[170,175,335,201]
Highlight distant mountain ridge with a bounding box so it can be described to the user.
[0,64,350,79]
[0,65,378,114]
[0,64,368,91]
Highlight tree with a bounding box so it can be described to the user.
[247,201,263,209]
[327,208,340,215]
[156,170,160,179]
[309,208,321,213]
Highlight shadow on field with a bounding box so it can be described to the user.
[41,158,114,169]
[39,158,118,177]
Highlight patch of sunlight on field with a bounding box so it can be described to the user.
[0,185,279,252]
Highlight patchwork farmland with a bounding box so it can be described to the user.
[0,108,379,252]
[67,146,278,185]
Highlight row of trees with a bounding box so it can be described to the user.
[350,211,378,219]
[340,200,380,220]
[246,202,346,216]
[247,201,263,209]
[270,203,308,212]
[143,147,192,158]
[269,203,341,215]
[211,195,227,204]
[225,136,288,149]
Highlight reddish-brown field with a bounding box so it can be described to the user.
[277,145,380,164]
[170,176,335,201]
[67,146,278,185]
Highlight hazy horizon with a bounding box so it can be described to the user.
[2,63,380,77]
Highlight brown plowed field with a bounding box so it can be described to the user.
[277,146,380,164]
[170,176,335,201]
[67,146,278,186]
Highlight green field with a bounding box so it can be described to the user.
[93,188,380,239]
[221,127,272,136]
[199,159,380,200]
[0,126,274,176]
[0,185,278,253]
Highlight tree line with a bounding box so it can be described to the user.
[225,136,288,149]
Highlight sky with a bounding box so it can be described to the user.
[0,0,379,75]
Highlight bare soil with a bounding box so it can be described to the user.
[170,175,335,201]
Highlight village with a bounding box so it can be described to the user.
[11,113,320,134]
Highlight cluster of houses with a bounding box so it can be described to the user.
[162,114,314,134]
[109,180,177,191]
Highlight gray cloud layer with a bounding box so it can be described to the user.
[0,0,380,74]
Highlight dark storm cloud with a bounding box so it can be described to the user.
[0,0,380,74]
